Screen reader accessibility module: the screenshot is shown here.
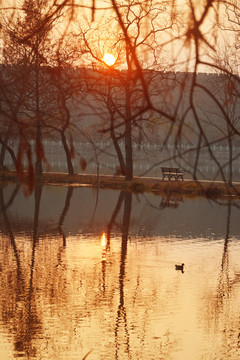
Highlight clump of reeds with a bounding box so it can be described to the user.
[204,186,223,199]
[130,181,148,193]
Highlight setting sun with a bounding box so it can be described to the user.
[103,53,116,66]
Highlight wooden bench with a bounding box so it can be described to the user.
[161,167,184,181]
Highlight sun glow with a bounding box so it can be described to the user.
[103,53,116,66]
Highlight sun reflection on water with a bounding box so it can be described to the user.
[101,232,106,247]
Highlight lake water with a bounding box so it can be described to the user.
[0,184,240,360]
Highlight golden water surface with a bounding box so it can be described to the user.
[0,185,240,359]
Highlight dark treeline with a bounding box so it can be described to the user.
[1,64,240,183]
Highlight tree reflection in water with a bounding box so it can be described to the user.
[115,191,132,359]
[0,185,42,358]
[216,201,240,348]
[0,184,75,359]
[217,200,231,305]
[99,190,132,358]
[56,186,73,265]
[202,200,240,357]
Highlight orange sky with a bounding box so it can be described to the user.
[1,1,238,73]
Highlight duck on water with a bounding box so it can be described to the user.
[175,263,184,273]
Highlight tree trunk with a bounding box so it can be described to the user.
[35,53,43,176]
[61,132,74,175]
[0,135,17,169]
[110,114,126,175]
[227,126,233,186]
[35,126,43,176]
[124,85,133,181]
[0,145,6,171]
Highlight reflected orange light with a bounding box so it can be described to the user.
[101,233,106,247]
[103,53,116,66]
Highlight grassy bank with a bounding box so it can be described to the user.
[1,170,240,199]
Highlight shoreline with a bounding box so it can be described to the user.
[1,170,240,199]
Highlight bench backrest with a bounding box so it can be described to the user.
[161,167,181,173]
